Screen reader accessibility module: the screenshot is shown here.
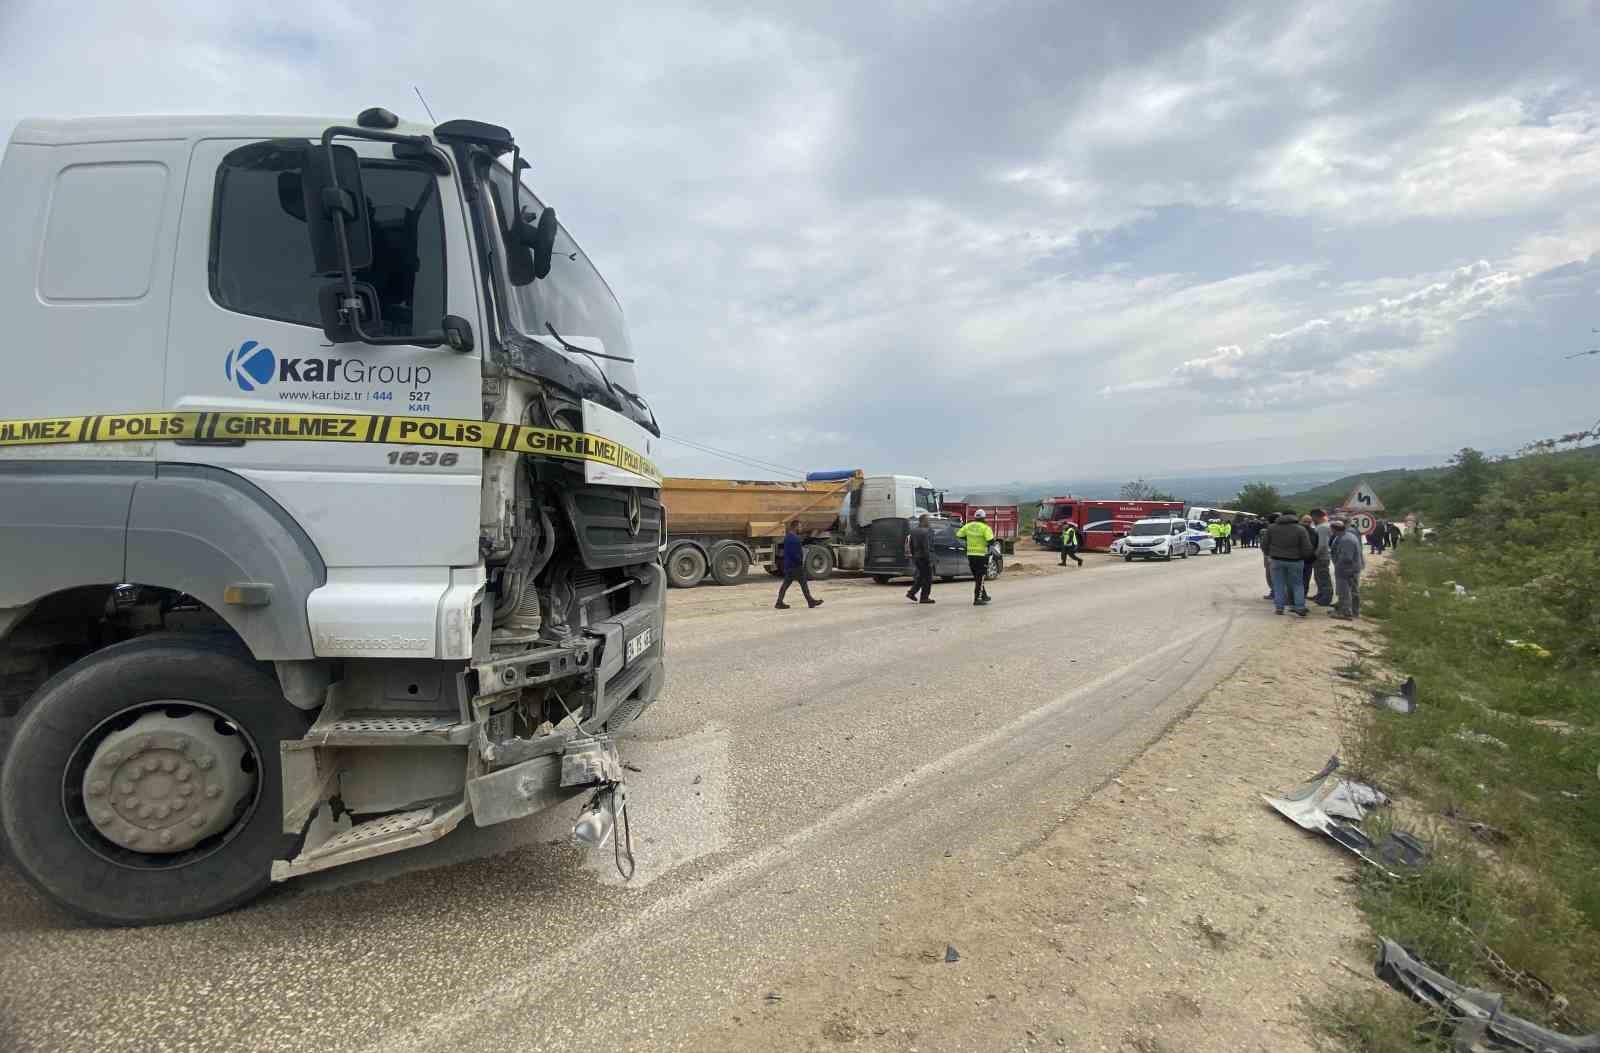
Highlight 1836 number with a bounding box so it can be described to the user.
[386,451,460,467]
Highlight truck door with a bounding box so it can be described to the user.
[163,137,483,570]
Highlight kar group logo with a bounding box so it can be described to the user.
[224,340,276,392]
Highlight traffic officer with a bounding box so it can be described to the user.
[1207,519,1225,553]
[955,509,995,606]
[1058,521,1083,567]
[1219,518,1233,554]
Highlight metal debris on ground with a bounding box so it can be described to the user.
[944,944,961,963]
[1262,756,1426,877]
[1372,676,1417,714]
[1375,939,1600,1052]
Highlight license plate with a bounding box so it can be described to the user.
[625,626,654,664]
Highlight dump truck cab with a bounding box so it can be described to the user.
[0,110,666,923]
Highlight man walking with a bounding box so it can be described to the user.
[1058,521,1083,567]
[904,513,936,604]
[775,519,823,610]
[1309,508,1334,607]
[1328,517,1364,619]
[955,509,995,606]
[1265,510,1314,616]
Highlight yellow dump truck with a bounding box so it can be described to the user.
[660,471,946,587]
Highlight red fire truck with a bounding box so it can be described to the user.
[1032,496,1185,551]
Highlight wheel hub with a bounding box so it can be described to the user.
[80,711,254,854]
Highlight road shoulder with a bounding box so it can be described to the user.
[688,596,1377,1052]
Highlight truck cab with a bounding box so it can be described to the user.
[0,110,665,923]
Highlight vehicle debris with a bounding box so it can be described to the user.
[945,944,961,963]
[1375,939,1600,1052]
[1261,756,1425,875]
[1505,639,1553,659]
[1374,676,1417,714]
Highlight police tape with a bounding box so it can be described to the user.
[0,410,662,482]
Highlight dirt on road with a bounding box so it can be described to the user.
[684,560,1393,1053]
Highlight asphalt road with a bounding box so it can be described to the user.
[0,549,1275,1053]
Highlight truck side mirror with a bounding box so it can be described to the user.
[506,206,558,286]
[303,143,373,275]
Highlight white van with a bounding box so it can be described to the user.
[1120,517,1191,562]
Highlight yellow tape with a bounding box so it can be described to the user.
[0,411,662,483]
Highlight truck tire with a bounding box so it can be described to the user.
[666,544,708,588]
[0,636,311,925]
[803,544,835,580]
[709,543,750,586]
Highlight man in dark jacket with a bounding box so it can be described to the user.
[775,519,823,610]
[904,513,936,604]
[1264,510,1314,616]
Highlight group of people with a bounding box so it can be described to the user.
[775,510,1000,611]
[1257,508,1370,619]
[1367,519,1402,554]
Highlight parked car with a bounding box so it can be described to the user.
[1182,520,1217,556]
[1120,517,1191,562]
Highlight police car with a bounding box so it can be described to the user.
[1120,517,1191,561]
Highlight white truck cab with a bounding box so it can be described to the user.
[0,110,666,923]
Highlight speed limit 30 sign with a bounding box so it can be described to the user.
[1350,512,1377,536]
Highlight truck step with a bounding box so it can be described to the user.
[299,712,475,747]
[270,800,467,881]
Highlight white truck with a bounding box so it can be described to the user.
[0,109,666,924]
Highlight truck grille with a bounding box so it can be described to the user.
[559,487,663,569]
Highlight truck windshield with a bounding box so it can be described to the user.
[1129,522,1169,537]
[482,162,641,396]
[915,488,938,513]
[1041,502,1072,520]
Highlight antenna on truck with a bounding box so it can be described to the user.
[412,85,438,124]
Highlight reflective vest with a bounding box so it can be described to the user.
[955,520,994,556]
[1060,524,1078,548]
[1221,522,1233,538]
[1207,522,1224,538]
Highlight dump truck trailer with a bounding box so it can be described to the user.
[661,471,945,586]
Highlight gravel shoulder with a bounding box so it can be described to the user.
[683,562,1389,1053]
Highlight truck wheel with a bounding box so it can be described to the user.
[803,544,835,580]
[985,553,1003,580]
[0,636,310,925]
[709,544,750,586]
[666,545,707,588]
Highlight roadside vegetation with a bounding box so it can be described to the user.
[1315,445,1600,1049]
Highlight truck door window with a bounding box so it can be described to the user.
[914,488,938,513]
[210,141,446,336]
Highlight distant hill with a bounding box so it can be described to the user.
[1282,444,1600,512]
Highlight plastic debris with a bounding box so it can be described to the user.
[1374,676,1417,714]
[1262,757,1425,876]
[1505,638,1553,659]
[1375,939,1599,1052]
[944,944,961,963]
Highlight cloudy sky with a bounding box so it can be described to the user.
[4,1,1598,484]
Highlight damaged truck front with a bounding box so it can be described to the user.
[0,110,665,923]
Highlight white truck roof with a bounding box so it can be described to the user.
[9,113,436,146]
